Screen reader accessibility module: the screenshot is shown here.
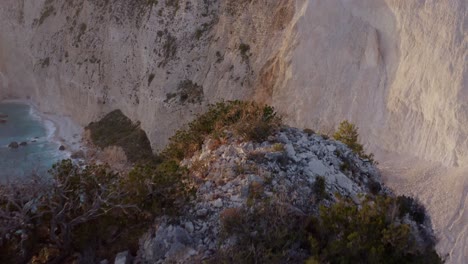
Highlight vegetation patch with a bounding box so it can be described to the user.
[239,43,251,61]
[39,57,50,68]
[76,23,87,43]
[0,161,143,263]
[159,33,177,66]
[307,196,441,264]
[86,110,153,163]
[213,202,310,263]
[165,80,204,105]
[313,176,327,201]
[36,2,55,26]
[213,194,441,264]
[333,120,375,163]
[163,101,282,161]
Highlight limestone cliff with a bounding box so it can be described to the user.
[1,0,466,167]
[0,0,297,153]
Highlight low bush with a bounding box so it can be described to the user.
[163,101,281,161]
[123,160,193,215]
[313,176,327,201]
[213,202,310,263]
[0,157,194,263]
[307,196,442,264]
[333,120,375,163]
[0,160,142,263]
[213,194,441,264]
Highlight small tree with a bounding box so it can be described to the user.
[333,120,375,163]
[333,121,363,154]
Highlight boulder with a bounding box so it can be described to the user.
[8,142,19,149]
[19,142,27,146]
[58,145,66,151]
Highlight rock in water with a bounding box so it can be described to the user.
[19,142,27,147]
[59,145,66,151]
[8,142,19,149]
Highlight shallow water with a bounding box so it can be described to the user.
[0,102,65,181]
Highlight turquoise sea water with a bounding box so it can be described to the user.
[0,102,64,182]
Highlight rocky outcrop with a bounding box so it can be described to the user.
[8,142,19,149]
[134,127,430,263]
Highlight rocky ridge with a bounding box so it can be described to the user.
[133,127,429,263]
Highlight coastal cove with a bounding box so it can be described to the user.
[0,101,83,182]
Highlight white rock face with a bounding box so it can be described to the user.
[271,0,468,168]
[0,0,295,153]
[0,0,466,262]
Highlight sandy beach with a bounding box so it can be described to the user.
[1,99,84,156]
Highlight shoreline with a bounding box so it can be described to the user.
[0,99,85,158]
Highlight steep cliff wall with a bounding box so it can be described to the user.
[1,0,466,167]
[269,0,467,167]
[0,0,297,152]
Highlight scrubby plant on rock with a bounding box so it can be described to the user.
[212,193,441,264]
[213,202,311,263]
[0,160,141,263]
[163,100,281,162]
[122,159,194,216]
[333,120,375,163]
[307,195,442,264]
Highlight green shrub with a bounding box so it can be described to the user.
[313,176,327,201]
[172,80,204,104]
[37,4,55,26]
[333,121,363,153]
[123,160,192,215]
[333,120,375,163]
[0,160,144,263]
[307,196,442,264]
[212,194,441,264]
[213,202,310,263]
[163,101,281,161]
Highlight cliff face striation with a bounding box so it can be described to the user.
[0,0,466,262]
